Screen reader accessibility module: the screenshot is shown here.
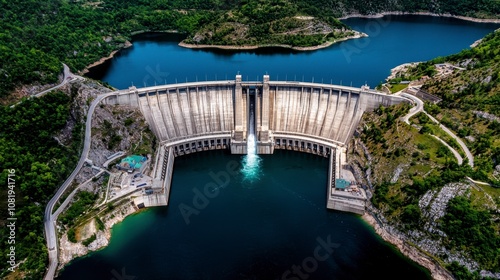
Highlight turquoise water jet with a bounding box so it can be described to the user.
[241,94,262,183]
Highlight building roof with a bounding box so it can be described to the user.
[119,155,146,169]
[335,179,351,189]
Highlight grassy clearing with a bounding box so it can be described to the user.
[412,131,453,166]
[132,128,155,155]
[409,112,464,159]
[469,187,496,210]
[389,83,408,93]
[477,184,500,203]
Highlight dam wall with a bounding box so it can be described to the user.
[105,76,408,156]
[105,76,409,215]
[131,82,235,143]
[136,145,174,208]
[267,82,404,145]
[268,83,362,145]
[102,88,140,107]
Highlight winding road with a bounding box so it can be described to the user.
[43,90,115,280]
[400,92,424,124]
[399,91,474,167]
[424,112,474,167]
[35,64,83,98]
[431,135,463,165]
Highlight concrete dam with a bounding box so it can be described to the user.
[104,75,407,214]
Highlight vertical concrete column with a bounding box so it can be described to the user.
[260,75,270,141]
[336,147,342,179]
[233,75,244,141]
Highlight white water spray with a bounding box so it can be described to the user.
[241,99,261,182]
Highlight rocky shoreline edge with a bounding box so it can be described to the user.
[362,213,454,280]
[79,40,132,75]
[58,202,139,272]
[78,12,499,76]
[177,32,367,51]
[339,11,500,23]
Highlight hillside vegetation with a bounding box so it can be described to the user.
[181,0,354,48]
[353,29,500,279]
[0,91,81,279]
[410,30,500,185]
[297,0,500,18]
[2,0,500,99]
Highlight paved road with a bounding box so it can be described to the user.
[466,176,491,186]
[53,170,106,219]
[399,91,474,167]
[431,135,463,165]
[11,64,82,109]
[103,151,125,168]
[424,112,474,167]
[44,91,115,280]
[36,64,83,98]
[400,92,424,124]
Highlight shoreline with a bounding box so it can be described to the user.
[59,205,454,278]
[339,11,500,23]
[57,202,140,273]
[79,40,132,75]
[79,12,499,76]
[361,212,454,280]
[177,32,367,51]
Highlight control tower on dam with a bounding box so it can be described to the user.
[103,75,408,214]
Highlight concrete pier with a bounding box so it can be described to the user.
[106,75,408,214]
[136,146,174,207]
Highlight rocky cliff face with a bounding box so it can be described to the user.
[58,202,138,269]
[55,78,156,272]
[348,109,500,278]
[362,213,454,280]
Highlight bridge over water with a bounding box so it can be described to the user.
[104,75,408,214]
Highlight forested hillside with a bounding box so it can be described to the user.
[1,0,500,99]
[354,29,500,279]
[296,0,500,18]
[0,90,82,279]
[181,0,352,48]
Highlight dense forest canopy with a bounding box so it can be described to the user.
[1,0,500,98]
[0,91,81,279]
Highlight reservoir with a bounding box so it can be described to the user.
[87,15,499,88]
[59,16,499,279]
[57,151,430,280]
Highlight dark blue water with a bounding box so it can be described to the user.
[61,16,500,279]
[87,15,498,89]
[57,151,429,280]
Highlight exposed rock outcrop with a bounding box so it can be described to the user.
[58,202,138,269]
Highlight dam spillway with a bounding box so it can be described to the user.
[103,75,408,214]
